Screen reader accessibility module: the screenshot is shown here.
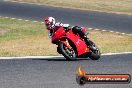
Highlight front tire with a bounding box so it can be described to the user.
[89,41,101,60]
[59,42,77,61]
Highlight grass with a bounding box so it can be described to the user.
[0,17,132,56]
[13,0,132,14]
[0,18,46,41]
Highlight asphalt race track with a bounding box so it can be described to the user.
[0,1,132,34]
[0,54,132,88]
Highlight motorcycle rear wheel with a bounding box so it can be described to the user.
[59,42,77,61]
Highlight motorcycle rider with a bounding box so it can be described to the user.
[44,17,94,50]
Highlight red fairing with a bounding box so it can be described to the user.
[65,30,90,56]
[47,27,51,30]
[51,27,90,57]
[51,27,66,42]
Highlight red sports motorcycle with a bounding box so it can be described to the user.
[48,26,100,61]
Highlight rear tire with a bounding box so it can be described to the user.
[59,42,77,61]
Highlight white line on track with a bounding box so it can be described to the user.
[101,52,132,56]
[110,31,114,33]
[5,17,9,18]
[0,52,132,59]
[0,56,63,59]
[33,21,38,22]
[94,29,100,31]
[18,19,22,21]
[88,28,93,30]
[41,22,44,24]
[25,20,29,21]
[11,18,16,20]
[115,32,120,34]
[102,30,107,32]
[121,33,126,35]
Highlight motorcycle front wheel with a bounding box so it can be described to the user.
[59,42,77,61]
[88,41,101,60]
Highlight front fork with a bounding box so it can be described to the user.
[57,39,71,54]
[60,39,71,49]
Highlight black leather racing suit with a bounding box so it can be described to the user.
[72,26,92,46]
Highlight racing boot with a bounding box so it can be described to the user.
[72,26,96,51]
